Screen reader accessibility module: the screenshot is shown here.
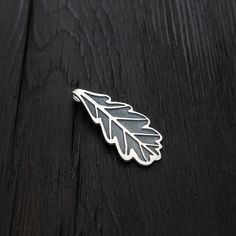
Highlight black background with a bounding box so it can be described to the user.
[0,0,235,235]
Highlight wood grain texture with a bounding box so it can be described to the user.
[0,0,235,235]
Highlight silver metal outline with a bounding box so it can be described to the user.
[73,89,163,166]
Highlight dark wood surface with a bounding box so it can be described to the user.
[0,0,235,235]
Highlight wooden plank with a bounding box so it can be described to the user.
[0,0,32,235]
[0,0,235,235]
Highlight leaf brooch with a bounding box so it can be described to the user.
[73,89,163,166]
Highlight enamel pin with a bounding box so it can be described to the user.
[73,89,162,166]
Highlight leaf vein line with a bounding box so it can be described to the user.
[82,93,160,158]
